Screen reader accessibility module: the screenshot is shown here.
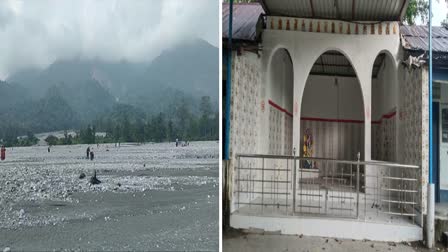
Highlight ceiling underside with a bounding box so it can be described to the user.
[310,51,385,78]
[261,0,408,21]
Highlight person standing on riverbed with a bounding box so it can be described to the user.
[90,150,94,160]
[86,147,90,159]
[0,145,5,161]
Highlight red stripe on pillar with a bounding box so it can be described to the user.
[372,111,397,124]
[268,99,293,117]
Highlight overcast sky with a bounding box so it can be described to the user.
[432,0,448,26]
[415,0,448,26]
[0,0,218,80]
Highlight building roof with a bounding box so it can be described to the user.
[223,3,448,67]
[401,25,448,66]
[222,3,264,42]
[401,25,448,53]
[260,0,409,21]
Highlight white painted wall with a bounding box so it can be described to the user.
[301,75,364,120]
[372,53,398,121]
[371,53,399,162]
[261,19,401,161]
[227,18,427,217]
[270,49,294,108]
[268,48,294,155]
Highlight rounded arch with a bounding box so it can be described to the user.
[370,49,398,162]
[269,48,294,108]
[299,49,365,162]
[265,45,295,100]
[265,44,295,76]
[297,47,366,122]
[369,49,397,78]
[265,47,294,155]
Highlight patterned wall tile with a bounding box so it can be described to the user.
[229,52,261,159]
[398,65,428,214]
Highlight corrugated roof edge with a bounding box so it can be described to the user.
[222,2,265,43]
[401,25,448,54]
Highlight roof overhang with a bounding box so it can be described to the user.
[260,0,409,22]
[310,50,385,78]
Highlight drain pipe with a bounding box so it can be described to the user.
[427,0,435,248]
[224,0,233,160]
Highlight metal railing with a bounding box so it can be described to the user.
[233,153,422,226]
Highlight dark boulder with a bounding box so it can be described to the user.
[89,170,101,185]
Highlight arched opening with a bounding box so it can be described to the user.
[300,50,364,162]
[296,50,365,217]
[371,52,397,162]
[268,48,294,155]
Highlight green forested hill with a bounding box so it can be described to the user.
[0,39,218,145]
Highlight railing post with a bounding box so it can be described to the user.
[356,152,360,219]
[237,155,241,210]
[262,157,265,213]
[293,147,296,214]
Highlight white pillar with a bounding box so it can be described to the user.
[292,71,307,157]
[427,183,435,248]
[361,75,372,161]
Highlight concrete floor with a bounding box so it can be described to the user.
[235,195,419,226]
[223,229,443,252]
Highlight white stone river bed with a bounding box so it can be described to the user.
[0,141,219,251]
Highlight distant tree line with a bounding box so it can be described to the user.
[1,95,218,147]
[1,131,39,147]
[40,96,218,146]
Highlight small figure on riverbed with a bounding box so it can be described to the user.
[90,150,94,161]
[176,138,179,147]
[48,146,51,153]
[0,145,5,161]
[89,170,101,185]
[86,147,90,159]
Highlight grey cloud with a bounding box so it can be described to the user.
[0,0,218,79]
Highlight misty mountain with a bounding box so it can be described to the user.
[7,39,218,103]
[138,39,219,102]
[24,87,81,132]
[0,81,31,110]
[1,39,218,136]
[51,80,117,122]
[0,85,80,134]
[7,60,147,99]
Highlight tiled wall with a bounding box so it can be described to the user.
[268,106,283,155]
[229,52,261,159]
[268,107,293,155]
[372,113,397,162]
[228,51,262,212]
[398,64,428,214]
[284,115,293,155]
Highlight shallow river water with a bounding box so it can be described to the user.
[0,141,219,251]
